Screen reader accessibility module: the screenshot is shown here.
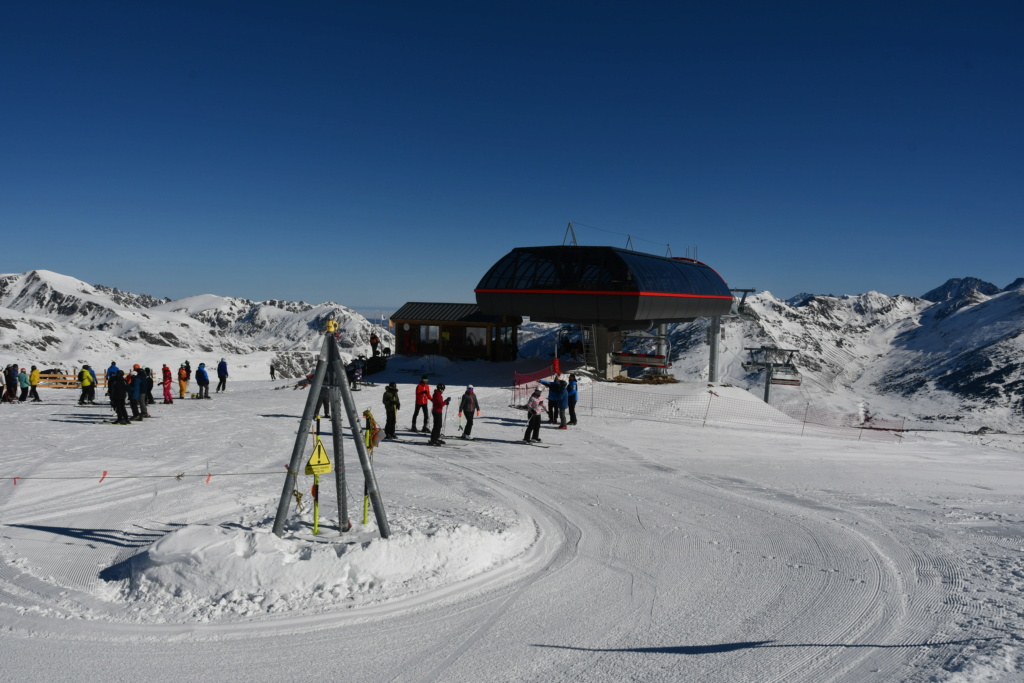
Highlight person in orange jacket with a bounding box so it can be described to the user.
[411,375,431,432]
[177,363,189,399]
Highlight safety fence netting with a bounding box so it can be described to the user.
[584,383,904,442]
[511,362,583,406]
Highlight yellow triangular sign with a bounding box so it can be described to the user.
[305,437,332,475]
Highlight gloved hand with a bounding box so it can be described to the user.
[476,410,481,417]
[445,397,451,405]
[458,411,463,417]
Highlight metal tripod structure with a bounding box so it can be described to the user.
[272,321,391,539]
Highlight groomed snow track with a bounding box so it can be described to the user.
[1,382,1021,681]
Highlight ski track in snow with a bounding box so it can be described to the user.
[1,380,1023,681]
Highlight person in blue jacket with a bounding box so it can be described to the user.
[18,368,30,402]
[538,376,568,428]
[216,358,229,393]
[105,361,119,396]
[196,363,211,399]
[128,366,145,420]
[566,374,579,425]
[86,365,98,403]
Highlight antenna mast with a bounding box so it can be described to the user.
[563,221,579,246]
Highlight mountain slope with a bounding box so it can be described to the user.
[0,270,392,378]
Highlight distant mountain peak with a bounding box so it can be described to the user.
[921,277,1000,303]
[786,292,816,307]
[1003,278,1024,292]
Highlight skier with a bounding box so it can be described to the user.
[105,361,119,395]
[28,365,41,402]
[129,366,145,420]
[141,366,153,417]
[458,385,480,439]
[77,364,94,405]
[270,364,276,381]
[539,375,567,427]
[109,370,131,425]
[160,364,174,404]
[177,363,189,399]
[1,365,13,402]
[18,368,29,402]
[370,333,380,357]
[144,367,156,405]
[315,382,330,418]
[411,375,431,432]
[429,383,450,446]
[87,365,99,403]
[345,358,363,390]
[566,374,579,425]
[382,383,400,439]
[195,363,211,399]
[523,388,546,443]
[216,358,228,392]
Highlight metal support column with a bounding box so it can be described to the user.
[708,316,721,383]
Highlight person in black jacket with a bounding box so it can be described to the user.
[109,370,131,425]
[382,383,400,439]
[458,386,480,439]
[144,367,156,406]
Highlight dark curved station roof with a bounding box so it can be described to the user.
[475,246,733,327]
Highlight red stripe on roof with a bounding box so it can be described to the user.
[475,288,733,300]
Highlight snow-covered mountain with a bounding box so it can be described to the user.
[4,269,1022,429]
[663,277,1024,430]
[0,270,393,379]
[517,276,1024,431]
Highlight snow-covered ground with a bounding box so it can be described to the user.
[2,355,1023,681]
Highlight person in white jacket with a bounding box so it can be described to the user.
[523,388,546,443]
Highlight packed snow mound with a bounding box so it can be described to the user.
[113,519,536,622]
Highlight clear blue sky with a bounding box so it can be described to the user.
[3,1,1022,308]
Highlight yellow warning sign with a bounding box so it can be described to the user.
[305,437,332,475]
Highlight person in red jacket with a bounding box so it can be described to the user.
[429,383,450,446]
[159,364,174,404]
[411,376,431,432]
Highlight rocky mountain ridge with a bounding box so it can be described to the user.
[0,270,393,379]
[4,269,1022,430]
[663,276,1024,430]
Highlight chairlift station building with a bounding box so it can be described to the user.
[475,245,733,377]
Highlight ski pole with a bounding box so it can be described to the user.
[312,474,320,535]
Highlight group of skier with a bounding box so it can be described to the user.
[56,358,227,425]
[2,364,41,403]
[378,373,575,447]
[524,374,577,442]
[380,375,479,446]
